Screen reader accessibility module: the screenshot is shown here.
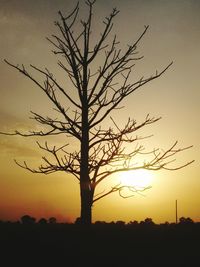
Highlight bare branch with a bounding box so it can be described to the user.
[93,183,151,203]
[89,62,173,128]
[88,7,119,64]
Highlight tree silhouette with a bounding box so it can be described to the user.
[21,215,36,224]
[38,218,48,225]
[48,217,57,224]
[2,1,194,225]
[179,217,194,225]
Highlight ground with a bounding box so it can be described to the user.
[1,221,199,267]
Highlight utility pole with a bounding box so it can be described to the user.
[175,199,178,224]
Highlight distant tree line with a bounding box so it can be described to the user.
[20,215,57,225]
[0,215,196,226]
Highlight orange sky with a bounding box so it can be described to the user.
[0,0,199,223]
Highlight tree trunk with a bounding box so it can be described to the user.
[80,107,92,225]
[80,186,92,225]
[80,62,92,225]
[80,122,92,225]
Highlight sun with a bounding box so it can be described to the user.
[119,169,153,189]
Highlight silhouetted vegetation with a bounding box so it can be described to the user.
[20,214,36,224]
[0,215,199,266]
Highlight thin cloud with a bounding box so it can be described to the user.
[0,0,74,19]
[0,110,40,157]
[0,137,40,158]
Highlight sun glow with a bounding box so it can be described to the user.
[119,169,153,189]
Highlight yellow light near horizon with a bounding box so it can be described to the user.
[119,169,153,189]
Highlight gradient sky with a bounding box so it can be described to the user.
[0,0,199,223]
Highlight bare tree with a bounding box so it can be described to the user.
[2,1,194,225]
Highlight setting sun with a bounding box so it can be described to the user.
[119,169,153,189]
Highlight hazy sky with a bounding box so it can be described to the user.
[0,0,199,223]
